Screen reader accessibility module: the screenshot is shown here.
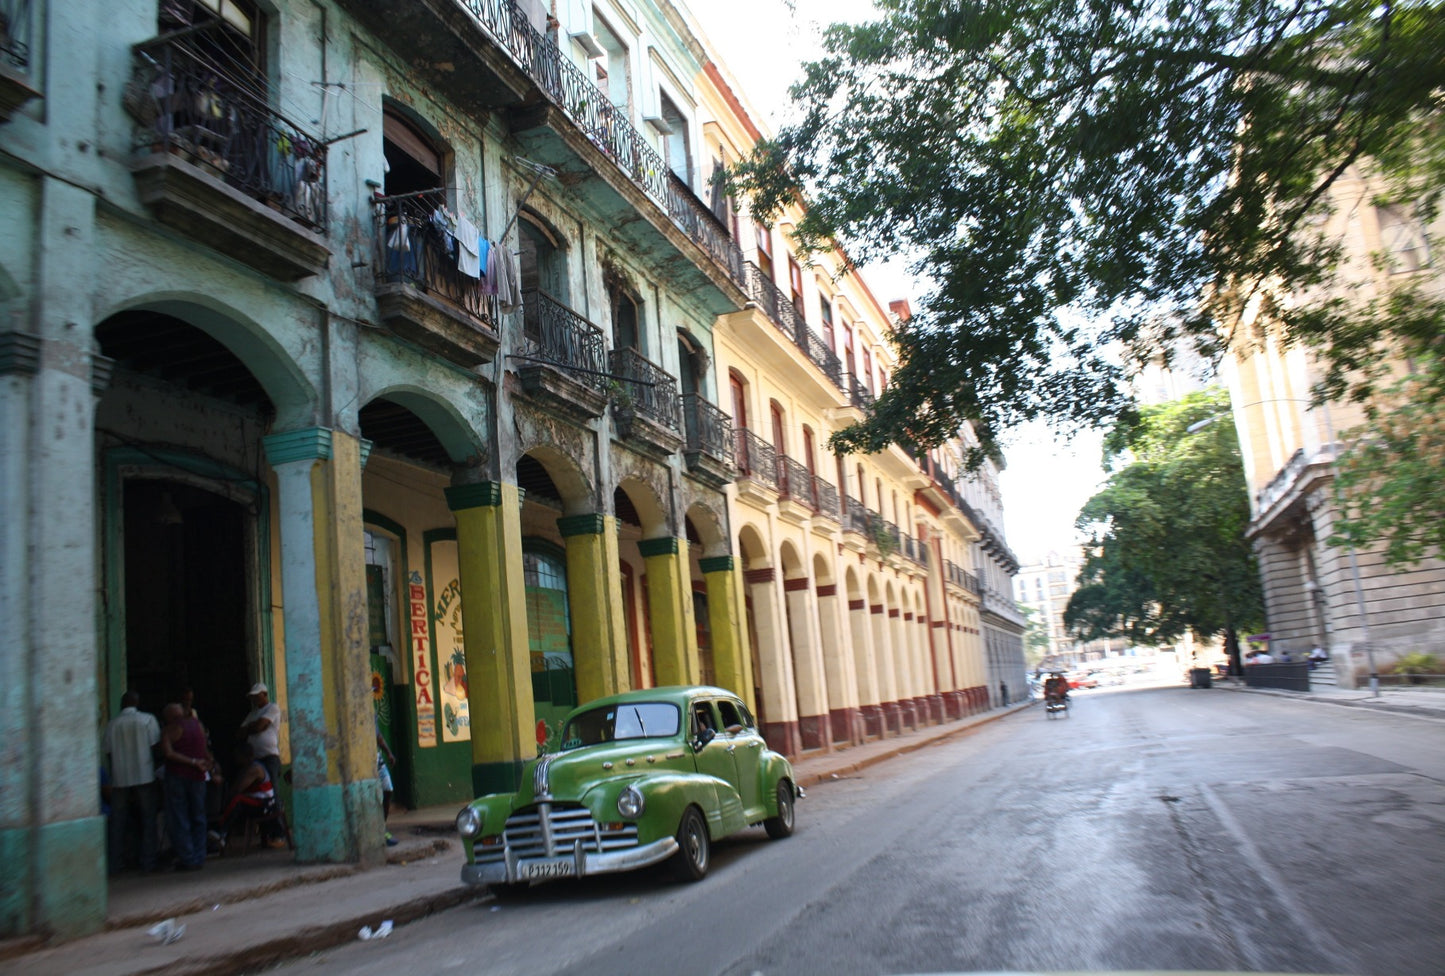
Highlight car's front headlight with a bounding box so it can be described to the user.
[455,806,482,838]
[617,784,645,819]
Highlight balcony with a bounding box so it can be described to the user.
[515,289,609,421]
[777,456,815,525]
[734,429,779,503]
[842,495,870,539]
[813,475,841,523]
[609,347,681,457]
[745,263,844,388]
[680,394,734,488]
[372,192,500,368]
[901,533,927,567]
[126,31,330,281]
[0,0,39,120]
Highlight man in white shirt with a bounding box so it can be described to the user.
[105,690,161,872]
[240,682,282,790]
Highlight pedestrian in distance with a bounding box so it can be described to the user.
[161,702,214,871]
[240,682,286,847]
[104,690,161,873]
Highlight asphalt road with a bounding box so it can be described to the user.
[263,685,1445,976]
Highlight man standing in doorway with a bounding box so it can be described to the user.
[241,682,284,847]
[105,690,161,873]
[240,682,282,790]
[161,702,213,870]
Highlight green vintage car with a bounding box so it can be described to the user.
[455,685,799,892]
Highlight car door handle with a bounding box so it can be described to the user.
[726,744,736,754]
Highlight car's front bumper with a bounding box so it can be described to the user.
[461,836,680,886]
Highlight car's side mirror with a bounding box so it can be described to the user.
[693,727,716,750]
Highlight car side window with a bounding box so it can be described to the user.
[692,701,717,736]
[717,699,746,734]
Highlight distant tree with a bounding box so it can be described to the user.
[731,0,1445,466]
[1019,605,1053,667]
[1065,390,1263,673]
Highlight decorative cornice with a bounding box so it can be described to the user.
[699,555,734,574]
[783,577,810,592]
[745,567,776,585]
[557,513,606,538]
[637,536,679,558]
[816,584,837,597]
[263,427,332,465]
[848,599,865,611]
[445,482,504,511]
[0,332,41,376]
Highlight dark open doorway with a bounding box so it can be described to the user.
[122,479,252,750]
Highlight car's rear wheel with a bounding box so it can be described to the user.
[764,781,795,839]
[672,807,710,881]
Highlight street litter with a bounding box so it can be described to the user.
[147,919,186,945]
[358,920,394,940]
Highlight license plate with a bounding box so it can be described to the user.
[518,858,576,880]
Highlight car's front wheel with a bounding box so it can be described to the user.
[764,781,795,839]
[672,807,710,882]
[488,881,529,900]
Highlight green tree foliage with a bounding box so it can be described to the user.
[731,0,1445,463]
[1064,391,1263,667]
[1332,343,1445,565]
[1019,605,1054,665]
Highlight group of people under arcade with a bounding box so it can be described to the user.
[103,682,285,874]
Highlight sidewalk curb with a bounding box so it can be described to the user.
[162,883,485,976]
[794,702,1030,790]
[1213,682,1445,720]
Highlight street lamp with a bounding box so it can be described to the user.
[1186,399,1380,696]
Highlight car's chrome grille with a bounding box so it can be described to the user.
[474,802,640,864]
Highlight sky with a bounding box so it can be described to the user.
[688,0,1109,563]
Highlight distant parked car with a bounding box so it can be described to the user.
[454,686,798,895]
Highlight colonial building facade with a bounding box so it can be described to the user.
[0,0,1021,939]
[1223,164,1445,686]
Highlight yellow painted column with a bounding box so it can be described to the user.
[264,427,381,865]
[446,482,535,796]
[639,536,695,686]
[559,514,629,701]
[700,556,748,698]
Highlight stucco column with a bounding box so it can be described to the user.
[891,608,916,729]
[639,537,696,687]
[872,602,900,734]
[264,428,381,865]
[446,482,535,795]
[701,556,750,701]
[747,567,799,754]
[784,577,829,750]
[816,583,861,745]
[849,598,881,737]
[559,514,628,701]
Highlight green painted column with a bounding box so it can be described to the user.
[447,482,535,796]
[700,556,750,699]
[263,428,383,865]
[639,537,695,687]
[559,514,629,701]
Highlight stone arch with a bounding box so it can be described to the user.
[97,293,315,426]
[684,500,729,558]
[517,443,593,515]
[615,475,669,538]
[778,539,806,581]
[812,551,833,587]
[360,385,486,466]
[737,522,772,570]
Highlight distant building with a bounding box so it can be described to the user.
[1014,550,1128,665]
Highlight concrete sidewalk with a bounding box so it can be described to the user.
[0,701,1030,976]
[1212,677,1445,719]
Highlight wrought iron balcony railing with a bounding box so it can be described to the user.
[735,429,779,490]
[609,347,679,432]
[779,457,814,508]
[901,533,927,566]
[680,393,733,465]
[375,192,492,322]
[453,0,745,289]
[520,289,608,386]
[843,495,869,535]
[2,0,32,70]
[848,373,874,411]
[744,263,845,389]
[813,475,841,522]
[128,31,328,231]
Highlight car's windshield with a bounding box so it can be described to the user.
[560,702,681,750]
